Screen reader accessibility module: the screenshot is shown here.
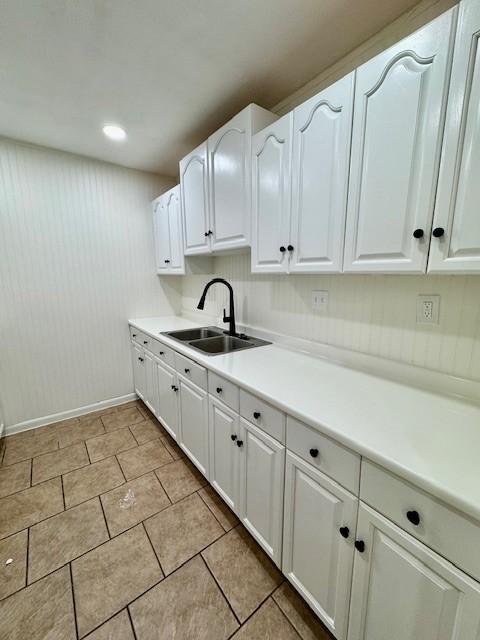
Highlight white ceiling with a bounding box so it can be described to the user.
[0,0,420,176]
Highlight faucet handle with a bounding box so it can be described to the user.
[222,308,230,322]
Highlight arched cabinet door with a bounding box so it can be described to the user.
[165,187,185,273]
[179,142,210,255]
[251,114,293,273]
[343,8,457,273]
[153,200,171,272]
[289,73,354,274]
[428,0,480,273]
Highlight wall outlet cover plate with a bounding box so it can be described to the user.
[416,294,440,324]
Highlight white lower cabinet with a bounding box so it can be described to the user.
[143,350,157,415]
[283,451,358,640]
[132,342,146,400]
[156,360,180,441]
[178,375,209,478]
[208,397,240,512]
[238,418,285,567]
[347,503,480,640]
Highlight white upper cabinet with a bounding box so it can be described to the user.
[348,503,480,640]
[343,9,457,273]
[289,73,354,273]
[251,114,293,273]
[180,142,210,255]
[153,185,185,274]
[429,0,480,273]
[208,104,278,252]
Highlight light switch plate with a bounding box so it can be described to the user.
[312,290,329,311]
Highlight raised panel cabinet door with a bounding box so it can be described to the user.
[156,360,179,441]
[283,451,357,640]
[344,9,457,273]
[208,397,240,512]
[132,343,146,400]
[429,0,480,273]
[180,142,211,255]
[144,350,157,416]
[208,110,251,251]
[178,376,209,478]
[290,73,354,273]
[239,418,285,567]
[251,114,293,273]
[153,199,171,272]
[166,186,185,273]
[348,503,480,640]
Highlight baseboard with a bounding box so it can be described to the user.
[5,393,138,437]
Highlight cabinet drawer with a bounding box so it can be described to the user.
[130,327,145,344]
[208,373,239,412]
[175,353,207,391]
[240,389,285,443]
[361,460,480,582]
[148,340,175,368]
[286,417,360,495]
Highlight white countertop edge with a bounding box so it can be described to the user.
[129,316,480,523]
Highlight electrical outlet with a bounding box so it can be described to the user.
[312,290,329,311]
[416,295,440,324]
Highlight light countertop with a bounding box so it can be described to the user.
[130,316,480,522]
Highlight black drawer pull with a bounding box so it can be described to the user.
[159,351,164,355]
[339,527,350,539]
[432,227,445,238]
[413,228,424,239]
[354,540,365,553]
[287,244,294,252]
[143,340,148,345]
[171,385,178,392]
[132,333,137,337]
[279,246,286,253]
[184,368,190,374]
[406,510,421,526]
[216,387,222,394]
[138,357,144,362]
[309,448,319,458]
[230,434,237,442]
[253,411,261,419]
[236,440,243,448]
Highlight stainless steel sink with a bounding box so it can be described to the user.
[162,326,270,356]
[166,327,223,342]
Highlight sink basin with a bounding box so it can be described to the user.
[166,327,222,341]
[189,335,253,354]
[162,326,271,355]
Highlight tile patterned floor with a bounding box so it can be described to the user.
[0,400,334,639]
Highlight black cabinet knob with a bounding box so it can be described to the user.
[132,333,137,337]
[339,527,350,539]
[236,440,243,447]
[143,340,148,344]
[204,231,209,237]
[184,368,190,374]
[432,227,445,238]
[164,259,170,263]
[171,385,178,392]
[287,244,294,252]
[253,411,261,420]
[138,357,144,362]
[208,230,213,236]
[216,387,222,394]
[406,510,421,526]
[309,448,319,458]
[413,229,424,239]
[354,540,365,553]
[279,246,286,253]
[230,434,237,442]
[159,351,164,355]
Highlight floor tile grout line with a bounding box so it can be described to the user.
[141,520,166,576]
[269,596,304,640]
[201,554,242,627]
[196,486,236,533]
[60,474,66,511]
[97,492,112,540]
[126,606,139,640]
[69,562,80,640]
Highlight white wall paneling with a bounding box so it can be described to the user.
[0,138,179,429]
[181,253,480,382]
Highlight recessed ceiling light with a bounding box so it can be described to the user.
[102,124,126,141]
